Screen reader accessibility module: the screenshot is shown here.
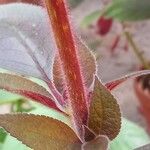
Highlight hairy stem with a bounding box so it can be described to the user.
[44,0,88,141]
[124,31,150,69]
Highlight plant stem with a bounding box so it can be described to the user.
[44,0,88,141]
[124,31,150,69]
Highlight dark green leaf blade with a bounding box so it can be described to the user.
[0,128,7,143]
[105,0,150,21]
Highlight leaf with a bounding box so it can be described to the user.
[88,76,121,140]
[0,114,81,150]
[82,135,109,150]
[0,73,62,112]
[30,104,71,126]
[77,39,96,89]
[1,104,71,150]
[0,90,21,105]
[110,118,150,150]
[82,125,96,142]
[2,135,31,150]
[0,3,55,82]
[53,38,96,94]
[52,55,64,94]
[0,128,7,143]
[135,144,150,150]
[69,0,84,8]
[105,0,150,21]
[80,10,101,28]
[105,70,150,91]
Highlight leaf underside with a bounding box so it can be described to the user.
[88,76,121,140]
[0,114,81,150]
[0,3,55,82]
[105,70,150,91]
[0,73,62,112]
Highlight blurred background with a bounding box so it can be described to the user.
[0,0,150,149]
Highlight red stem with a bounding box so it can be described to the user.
[44,0,88,141]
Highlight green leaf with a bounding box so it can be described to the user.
[110,118,150,150]
[80,10,101,28]
[69,0,84,8]
[88,76,121,140]
[0,129,6,143]
[105,0,150,21]
[0,114,80,150]
[0,90,21,105]
[2,135,31,150]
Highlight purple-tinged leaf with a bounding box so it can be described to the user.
[88,76,121,140]
[105,70,150,91]
[82,125,96,142]
[0,114,81,150]
[0,73,63,113]
[82,135,109,150]
[0,3,55,82]
[0,3,65,105]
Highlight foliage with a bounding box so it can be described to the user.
[105,0,150,21]
[80,10,101,28]
[81,0,150,27]
[110,119,150,150]
[0,129,6,144]
[0,0,149,150]
[69,0,84,8]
